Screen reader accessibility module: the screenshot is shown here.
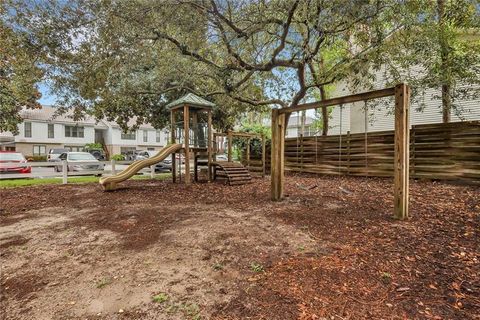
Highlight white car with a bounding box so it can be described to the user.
[54,152,105,174]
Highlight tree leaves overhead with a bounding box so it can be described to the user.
[0,5,43,134]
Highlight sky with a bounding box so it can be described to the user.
[38,82,57,106]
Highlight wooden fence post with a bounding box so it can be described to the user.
[227,130,233,162]
[261,134,266,178]
[111,159,116,175]
[411,126,416,178]
[150,165,155,179]
[271,109,285,201]
[394,83,410,219]
[62,160,68,184]
[183,104,190,184]
[347,131,351,175]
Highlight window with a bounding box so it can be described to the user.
[121,131,136,140]
[65,146,84,152]
[65,125,84,138]
[48,124,54,138]
[156,130,161,143]
[24,122,32,137]
[143,130,148,142]
[33,145,46,155]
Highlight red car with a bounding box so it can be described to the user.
[0,152,31,174]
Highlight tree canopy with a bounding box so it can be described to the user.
[2,0,479,132]
[0,4,43,134]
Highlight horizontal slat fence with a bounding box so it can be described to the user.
[247,121,480,183]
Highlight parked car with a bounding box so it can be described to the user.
[134,150,172,172]
[123,150,140,161]
[53,152,105,174]
[47,148,69,161]
[215,154,228,161]
[0,152,31,174]
[87,148,106,161]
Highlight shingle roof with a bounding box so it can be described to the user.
[20,106,107,128]
[166,93,216,109]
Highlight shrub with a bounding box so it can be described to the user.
[111,154,125,161]
[26,155,47,162]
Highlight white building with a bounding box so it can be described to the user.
[328,70,480,135]
[0,106,169,158]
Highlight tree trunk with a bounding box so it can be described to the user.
[319,85,328,136]
[438,0,451,123]
[300,110,306,136]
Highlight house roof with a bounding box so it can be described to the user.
[20,106,108,128]
[166,93,216,109]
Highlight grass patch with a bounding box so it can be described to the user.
[152,292,169,303]
[0,173,172,188]
[96,278,112,289]
[250,262,264,273]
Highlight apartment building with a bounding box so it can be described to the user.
[0,106,169,157]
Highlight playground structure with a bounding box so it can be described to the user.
[100,93,265,190]
[100,84,410,219]
[270,83,411,220]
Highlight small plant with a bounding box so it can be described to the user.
[96,278,111,288]
[381,272,392,284]
[250,262,264,273]
[212,262,223,271]
[111,154,125,161]
[152,292,169,303]
[181,302,200,318]
[298,245,305,251]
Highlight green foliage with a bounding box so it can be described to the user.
[111,154,125,161]
[26,155,47,162]
[85,143,102,150]
[0,10,43,134]
[250,262,264,273]
[152,293,169,304]
[232,122,270,159]
[364,0,480,117]
[96,278,111,289]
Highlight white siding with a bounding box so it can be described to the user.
[331,66,480,133]
[15,121,95,145]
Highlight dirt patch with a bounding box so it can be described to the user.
[1,175,479,319]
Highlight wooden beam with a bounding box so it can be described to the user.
[261,134,266,178]
[171,109,176,183]
[246,138,250,168]
[207,110,213,182]
[394,83,410,219]
[271,109,285,200]
[227,130,233,162]
[183,104,191,184]
[279,87,395,115]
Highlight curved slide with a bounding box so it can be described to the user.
[99,143,182,191]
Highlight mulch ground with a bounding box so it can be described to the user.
[1,173,479,320]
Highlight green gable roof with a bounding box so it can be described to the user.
[166,93,216,109]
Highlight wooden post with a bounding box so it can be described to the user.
[183,105,191,184]
[194,153,198,182]
[346,131,351,175]
[411,126,415,178]
[271,109,285,201]
[261,134,266,178]
[207,110,213,182]
[246,138,250,168]
[111,159,116,175]
[227,130,233,162]
[394,83,410,219]
[171,109,176,183]
[62,160,68,184]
